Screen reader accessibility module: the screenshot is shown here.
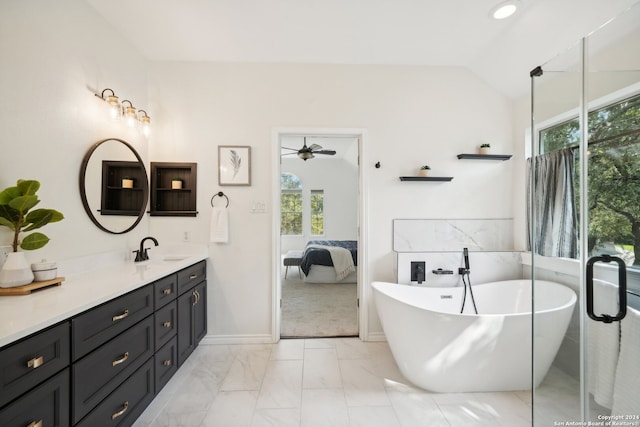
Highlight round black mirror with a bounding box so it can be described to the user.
[79,138,148,234]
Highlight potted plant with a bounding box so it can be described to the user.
[418,165,431,177]
[171,177,183,189]
[479,143,491,155]
[0,179,64,287]
[122,176,134,188]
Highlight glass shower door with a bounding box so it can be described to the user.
[531,4,640,425]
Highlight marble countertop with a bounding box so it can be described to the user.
[0,245,208,348]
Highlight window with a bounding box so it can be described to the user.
[539,93,640,267]
[281,173,302,235]
[310,190,324,235]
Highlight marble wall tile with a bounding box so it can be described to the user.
[393,219,514,252]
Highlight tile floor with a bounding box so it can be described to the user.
[133,338,537,427]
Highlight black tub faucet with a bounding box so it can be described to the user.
[134,236,159,262]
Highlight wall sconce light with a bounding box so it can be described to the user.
[94,88,152,136]
[121,100,138,128]
[95,88,122,119]
[138,110,151,137]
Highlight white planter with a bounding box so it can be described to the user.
[0,252,35,288]
[122,179,134,188]
[479,147,490,155]
[418,169,430,177]
[171,180,183,190]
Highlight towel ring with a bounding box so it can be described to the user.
[211,191,229,208]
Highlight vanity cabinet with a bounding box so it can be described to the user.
[0,322,70,427]
[176,261,207,366]
[0,260,207,427]
[0,368,70,427]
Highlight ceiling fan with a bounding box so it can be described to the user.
[281,137,336,161]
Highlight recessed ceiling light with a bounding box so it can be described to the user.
[490,0,520,20]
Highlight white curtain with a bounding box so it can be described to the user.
[527,148,578,258]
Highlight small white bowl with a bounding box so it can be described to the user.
[31,261,58,282]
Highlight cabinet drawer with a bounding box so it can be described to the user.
[0,367,69,427]
[155,337,178,394]
[154,300,177,351]
[76,358,154,427]
[72,285,153,360]
[72,316,153,424]
[0,322,70,408]
[153,274,177,309]
[177,261,206,295]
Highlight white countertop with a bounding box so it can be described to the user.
[0,245,208,348]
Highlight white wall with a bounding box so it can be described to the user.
[147,62,515,339]
[0,0,150,263]
[2,1,517,341]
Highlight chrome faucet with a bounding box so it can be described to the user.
[134,236,159,262]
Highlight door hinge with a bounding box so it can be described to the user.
[357,298,359,308]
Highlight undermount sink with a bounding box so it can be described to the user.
[161,255,189,261]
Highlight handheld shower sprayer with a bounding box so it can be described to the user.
[459,247,478,314]
[463,247,470,273]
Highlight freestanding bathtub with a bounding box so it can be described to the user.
[372,279,576,393]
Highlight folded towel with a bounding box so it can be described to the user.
[588,279,621,409]
[612,306,640,415]
[209,207,229,243]
[307,244,355,281]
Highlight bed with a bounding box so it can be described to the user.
[300,240,358,283]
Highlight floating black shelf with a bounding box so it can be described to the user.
[457,154,512,160]
[399,176,454,182]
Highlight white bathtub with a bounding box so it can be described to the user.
[372,279,576,392]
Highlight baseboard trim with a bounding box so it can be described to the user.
[200,334,275,345]
[366,332,387,342]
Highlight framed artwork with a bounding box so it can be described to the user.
[218,145,251,186]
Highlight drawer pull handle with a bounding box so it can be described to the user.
[111,401,129,420]
[112,352,129,367]
[189,274,198,280]
[192,290,198,306]
[163,288,172,295]
[163,359,172,366]
[27,356,44,369]
[112,309,129,322]
[27,420,43,427]
[163,321,172,328]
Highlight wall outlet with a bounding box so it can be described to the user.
[183,231,190,241]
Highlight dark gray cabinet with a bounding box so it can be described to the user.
[75,358,154,427]
[71,285,154,361]
[177,263,207,366]
[0,322,70,408]
[0,368,70,427]
[0,260,206,427]
[72,316,154,424]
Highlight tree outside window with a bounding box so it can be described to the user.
[540,93,640,266]
[311,190,324,235]
[281,173,302,235]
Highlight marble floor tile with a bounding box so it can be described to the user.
[302,347,343,389]
[131,338,580,427]
[250,408,300,427]
[256,360,303,409]
[200,390,258,427]
[300,388,350,427]
[339,358,392,407]
[348,406,401,427]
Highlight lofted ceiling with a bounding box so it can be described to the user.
[85,0,638,99]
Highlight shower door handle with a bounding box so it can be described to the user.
[586,255,627,323]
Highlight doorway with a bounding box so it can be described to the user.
[272,129,366,340]
[530,5,640,423]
